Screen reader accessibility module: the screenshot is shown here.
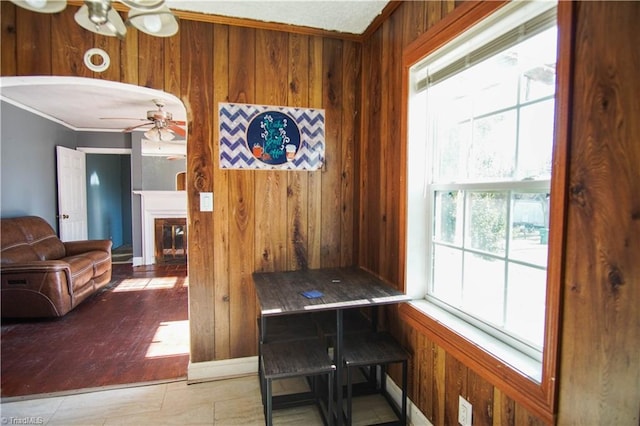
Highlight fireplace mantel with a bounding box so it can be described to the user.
[133,191,187,265]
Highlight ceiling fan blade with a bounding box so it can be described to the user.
[170,120,187,126]
[168,123,186,137]
[123,122,154,132]
[100,117,148,121]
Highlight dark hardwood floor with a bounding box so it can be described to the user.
[1,263,188,398]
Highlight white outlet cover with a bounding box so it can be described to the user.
[200,192,213,212]
[458,396,472,426]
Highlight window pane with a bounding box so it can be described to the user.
[472,56,519,117]
[470,111,517,179]
[434,191,463,245]
[506,263,547,348]
[467,192,507,255]
[510,192,550,267]
[433,120,471,182]
[518,27,558,103]
[517,99,555,180]
[432,245,463,306]
[431,86,471,182]
[463,252,505,325]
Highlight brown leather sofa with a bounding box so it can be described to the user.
[1,216,112,318]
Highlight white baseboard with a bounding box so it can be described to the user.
[384,373,432,426]
[132,256,144,266]
[187,356,258,383]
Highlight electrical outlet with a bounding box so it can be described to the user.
[458,396,472,426]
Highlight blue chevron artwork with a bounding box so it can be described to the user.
[219,102,325,170]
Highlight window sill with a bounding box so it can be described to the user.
[402,300,541,382]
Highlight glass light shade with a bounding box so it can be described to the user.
[75,3,127,38]
[10,0,66,13]
[145,127,175,141]
[120,0,164,11]
[127,5,178,37]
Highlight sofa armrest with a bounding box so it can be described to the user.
[2,260,70,273]
[1,260,73,294]
[64,240,112,257]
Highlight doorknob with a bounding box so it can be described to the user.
[62,214,69,219]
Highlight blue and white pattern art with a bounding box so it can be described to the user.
[219,102,325,170]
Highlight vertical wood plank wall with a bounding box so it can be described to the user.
[2,1,638,424]
[557,2,640,424]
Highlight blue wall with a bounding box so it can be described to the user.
[86,154,132,248]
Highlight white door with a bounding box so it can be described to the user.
[56,146,88,241]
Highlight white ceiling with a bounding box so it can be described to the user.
[0,76,186,135]
[0,1,388,136]
[167,1,389,35]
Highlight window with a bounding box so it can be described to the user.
[402,0,569,421]
[419,9,557,361]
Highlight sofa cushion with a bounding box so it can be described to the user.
[79,251,112,277]
[64,255,96,291]
[1,216,65,263]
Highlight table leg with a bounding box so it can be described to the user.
[371,306,378,332]
[259,315,267,402]
[335,309,343,426]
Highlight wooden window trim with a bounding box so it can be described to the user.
[398,1,574,423]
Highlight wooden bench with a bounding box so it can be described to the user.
[261,339,336,425]
[342,332,409,426]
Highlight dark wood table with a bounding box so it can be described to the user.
[253,266,411,426]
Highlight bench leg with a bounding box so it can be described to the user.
[328,371,334,426]
[266,378,273,426]
[346,366,353,426]
[401,360,407,426]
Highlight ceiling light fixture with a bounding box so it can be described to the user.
[9,0,66,13]
[75,1,127,39]
[144,126,175,142]
[10,0,179,39]
[127,4,178,37]
[120,0,163,10]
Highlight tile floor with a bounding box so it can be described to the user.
[0,375,400,425]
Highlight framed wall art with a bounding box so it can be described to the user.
[219,102,325,171]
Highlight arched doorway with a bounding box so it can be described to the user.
[0,76,191,396]
[1,75,187,263]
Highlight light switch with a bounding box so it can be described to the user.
[200,192,213,212]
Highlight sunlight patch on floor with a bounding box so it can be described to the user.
[113,277,186,291]
[146,320,190,358]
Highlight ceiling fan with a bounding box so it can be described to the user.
[102,98,186,141]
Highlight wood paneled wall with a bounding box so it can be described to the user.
[359,1,639,425]
[0,3,360,362]
[3,1,638,424]
[557,1,640,424]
